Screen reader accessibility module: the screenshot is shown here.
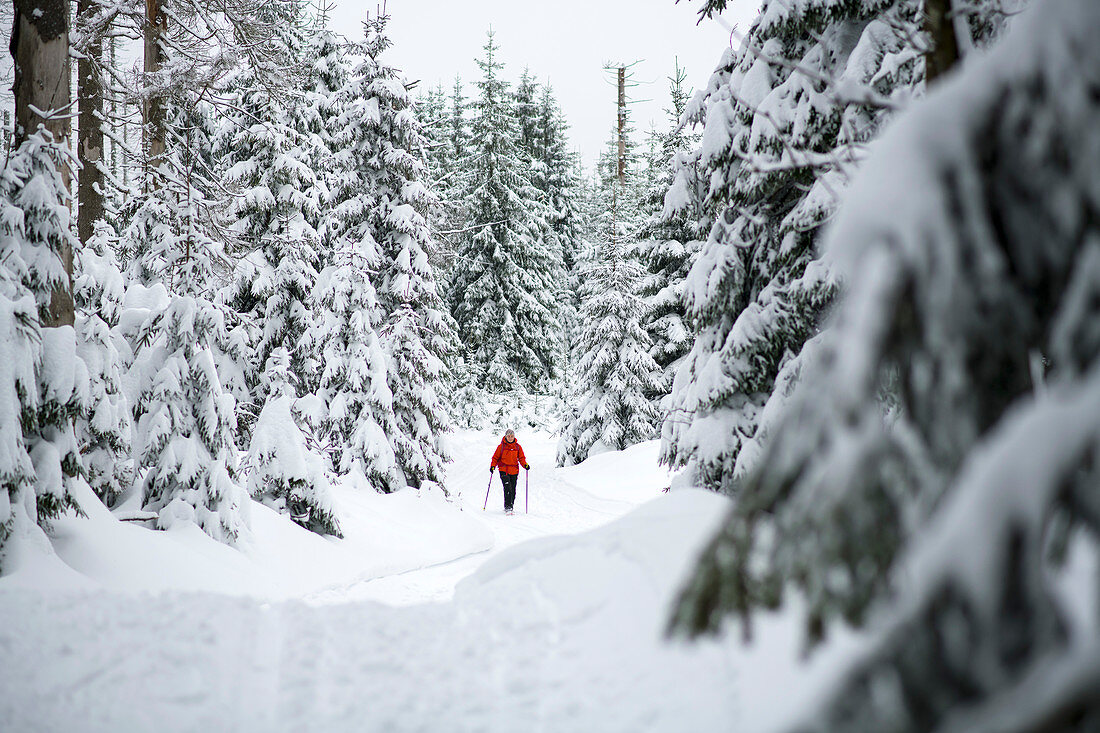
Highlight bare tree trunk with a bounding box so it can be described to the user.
[77,0,105,246]
[924,0,959,84]
[616,66,626,187]
[10,0,74,327]
[108,36,117,182]
[611,66,627,257]
[143,0,167,178]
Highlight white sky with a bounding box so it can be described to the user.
[327,0,760,171]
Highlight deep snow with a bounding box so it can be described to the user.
[0,429,859,732]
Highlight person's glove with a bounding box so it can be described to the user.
[523,464,530,470]
[490,466,495,473]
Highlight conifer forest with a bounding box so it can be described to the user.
[2,0,1099,730]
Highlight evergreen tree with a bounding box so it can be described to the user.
[0,133,85,560]
[306,244,403,493]
[243,348,341,536]
[450,32,564,394]
[513,69,542,159]
[448,75,470,170]
[533,84,583,372]
[417,78,467,284]
[659,0,929,492]
[536,84,582,274]
[557,237,660,466]
[673,2,1100,729]
[637,62,704,402]
[346,15,457,489]
[120,164,251,543]
[304,29,352,263]
[218,1,323,403]
[101,13,254,541]
[298,23,403,493]
[0,295,41,558]
[73,228,132,507]
[438,74,473,273]
[417,82,451,190]
[131,295,248,543]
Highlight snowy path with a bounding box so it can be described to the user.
[1,430,778,732]
[307,429,645,606]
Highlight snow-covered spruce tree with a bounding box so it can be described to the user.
[120,189,255,454]
[566,168,604,365]
[73,227,131,506]
[219,1,323,403]
[0,133,86,559]
[306,243,403,493]
[119,123,228,297]
[330,14,457,490]
[444,75,473,238]
[536,85,582,270]
[302,28,350,262]
[132,295,248,542]
[557,235,660,466]
[243,348,340,536]
[659,0,934,492]
[673,3,1100,730]
[417,83,449,173]
[513,69,542,162]
[117,113,251,543]
[0,295,41,557]
[415,80,464,285]
[74,221,125,327]
[533,84,583,369]
[448,75,471,168]
[304,25,401,492]
[637,63,704,403]
[450,31,564,394]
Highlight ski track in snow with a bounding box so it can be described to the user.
[0,430,758,732]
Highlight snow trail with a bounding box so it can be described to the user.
[0,431,755,733]
[14,429,876,733]
[306,428,650,606]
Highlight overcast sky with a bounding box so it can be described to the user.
[328,1,760,171]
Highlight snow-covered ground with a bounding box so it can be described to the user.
[0,429,857,732]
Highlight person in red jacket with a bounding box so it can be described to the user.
[490,429,529,515]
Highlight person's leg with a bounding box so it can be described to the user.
[501,473,517,511]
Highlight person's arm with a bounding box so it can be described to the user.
[519,445,529,470]
[491,443,502,471]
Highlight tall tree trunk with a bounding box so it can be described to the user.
[10,0,74,327]
[77,0,105,246]
[924,0,959,84]
[616,66,626,187]
[143,0,167,178]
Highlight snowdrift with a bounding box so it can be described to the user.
[0,476,492,599]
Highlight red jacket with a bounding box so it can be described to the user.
[491,437,528,475]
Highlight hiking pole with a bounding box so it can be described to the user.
[525,468,530,514]
[482,473,493,511]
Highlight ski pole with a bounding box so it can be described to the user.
[482,473,493,511]
[525,468,529,514]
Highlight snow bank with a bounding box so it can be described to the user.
[555,439,674,501]
[0,473,492,600]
